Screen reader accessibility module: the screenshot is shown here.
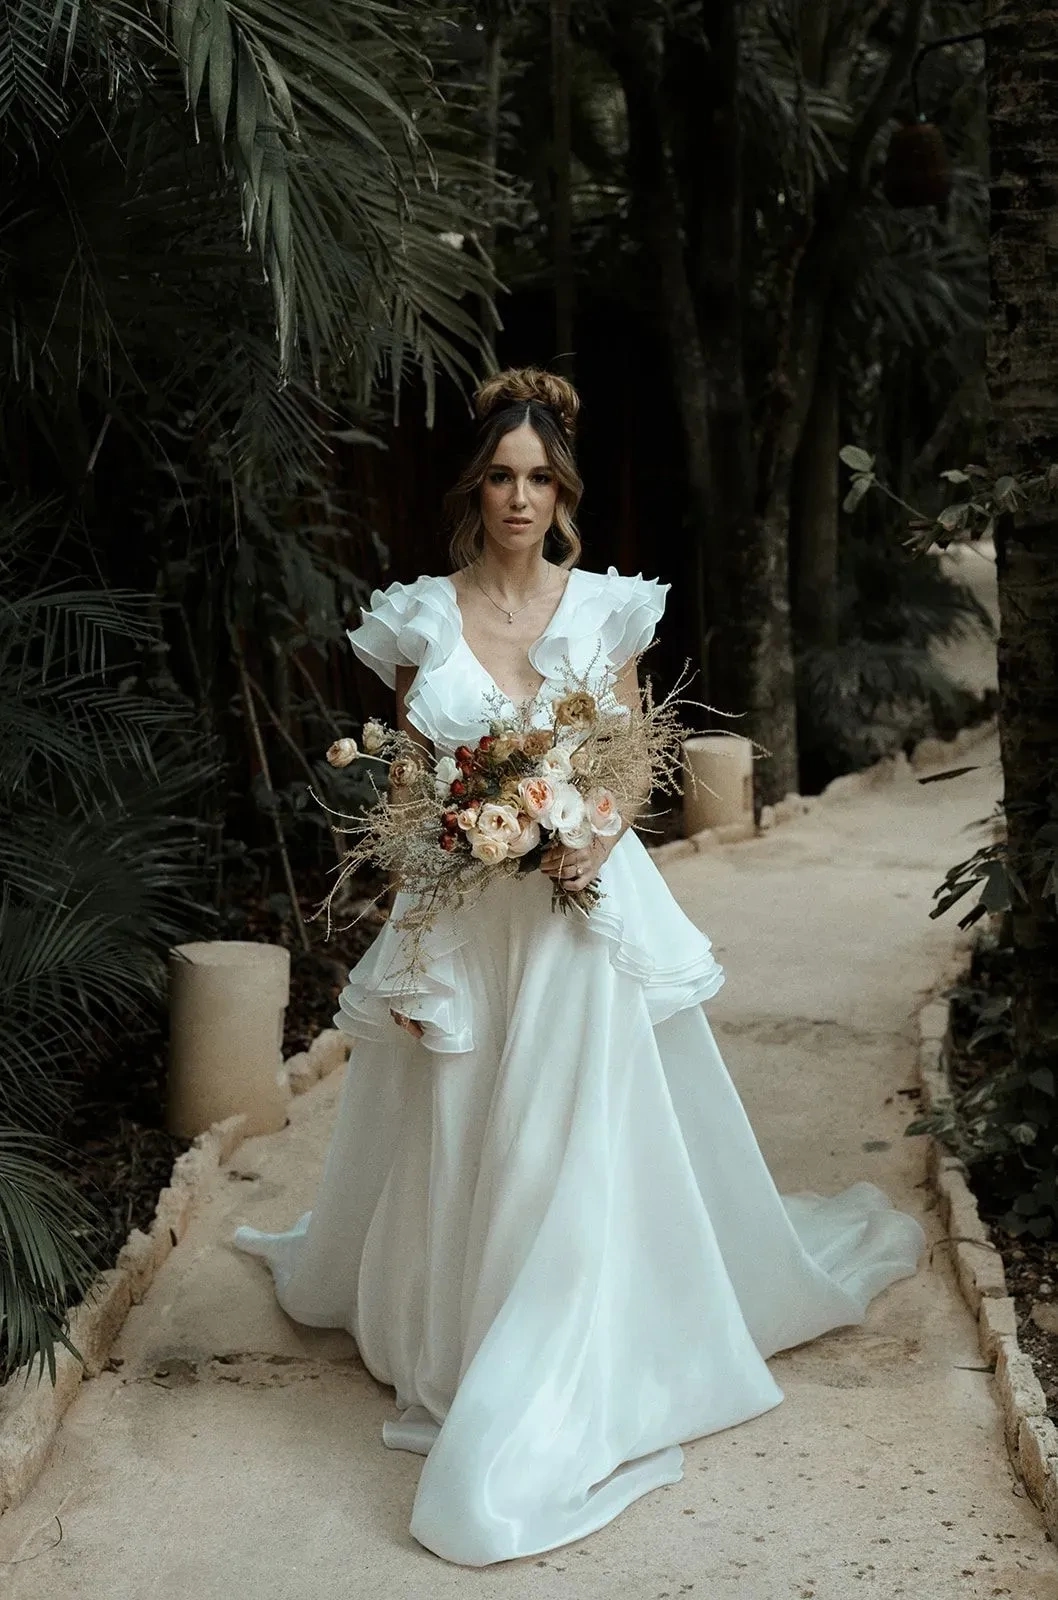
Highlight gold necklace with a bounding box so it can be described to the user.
[471,562,555,625]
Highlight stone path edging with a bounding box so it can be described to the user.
[649,715,998,865]
[914,982,1058,1533]
[0,1024,354,1517]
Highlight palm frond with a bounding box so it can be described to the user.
[0,1125,100,1384]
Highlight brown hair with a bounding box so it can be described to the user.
[444,366,584,572]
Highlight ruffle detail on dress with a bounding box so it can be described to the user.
[530,567,670,681]
[346,576,461,744]
[582,829,725,1024]
[333,891,475,1055]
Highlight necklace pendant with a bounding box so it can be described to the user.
[507,612,514,624]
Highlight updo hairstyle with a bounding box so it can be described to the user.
[445,366,584,572]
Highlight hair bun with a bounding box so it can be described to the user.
[473,366,580,441]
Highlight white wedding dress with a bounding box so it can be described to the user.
[233,566,926,1567]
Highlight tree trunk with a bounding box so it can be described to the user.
[611,19,714,697]
[792,332,841,650]
[985,2,1058,1077]
[550,0,574,378]
[698,3,799,805]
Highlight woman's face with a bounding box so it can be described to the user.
[479,421,559,554]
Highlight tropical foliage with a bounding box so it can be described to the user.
[0,0,497,1380]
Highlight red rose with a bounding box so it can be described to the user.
[439,832,458,851]
[450,779,467,797]
[442,811,460,832]
[454,745,473,765]
[477,735,493,751]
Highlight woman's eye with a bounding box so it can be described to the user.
[531,473,552,485]
[488,471,510,484]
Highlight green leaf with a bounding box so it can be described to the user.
[939,469,971,484]
[842,475,873,513]
[937,502,969,532]
[1010,1123,1039,1145]
[839,445,875,473]
[1029,1068,1056,1096]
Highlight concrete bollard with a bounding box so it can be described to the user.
[167,941,291,1138]
[682,735,754,837]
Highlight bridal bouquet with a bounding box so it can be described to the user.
[312,662,701,970]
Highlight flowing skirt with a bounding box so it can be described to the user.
[233,832,926,1566]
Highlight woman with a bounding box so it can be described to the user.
[233,366,926,1568]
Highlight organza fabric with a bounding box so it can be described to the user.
[233,568,926,1567]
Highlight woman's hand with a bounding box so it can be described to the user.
[391,1009,425,1039]
[539,833,613,894]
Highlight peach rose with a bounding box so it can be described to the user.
[469,832,509,864]
[517,775,556,821]
[455,803,481,832]
[586,786,622,837]
[475,802,522,842]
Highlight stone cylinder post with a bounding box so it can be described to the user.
[167,941,291,1138]
[682,735,754,837]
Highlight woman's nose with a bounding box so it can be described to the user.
[509,483,527,507]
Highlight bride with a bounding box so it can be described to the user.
[233,366,926,1568]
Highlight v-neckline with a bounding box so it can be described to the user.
[439,567,577,705]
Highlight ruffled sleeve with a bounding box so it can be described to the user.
[529,566,670,685]
[346,575,462,746]
[347,577,425,689]
[598,568,669,668]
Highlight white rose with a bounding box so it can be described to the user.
[362,719,386,754]
[546,782,592,848]
[455,803,480,832]
[539,745,573,780]
[506,816,541,858]
[586,786,622,837]
[326,737,358,768]
[433,754,461,798]
[469,832,509,864]
[475,802,523,843]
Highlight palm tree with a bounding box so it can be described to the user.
[0,506,222,1381]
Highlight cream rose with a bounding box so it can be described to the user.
[517,775,556,821]
[469,832,509,864]
[361,719,386,754]
[475,802,522,842]
[586,786,622,837]
[326,737,358,768]
[433,754,461,798]
[539,746,573,781]
[455,803,481,832]
[506,816,542,858]
[547,782,592,848]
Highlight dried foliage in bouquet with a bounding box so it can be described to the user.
[313,656,761,979]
